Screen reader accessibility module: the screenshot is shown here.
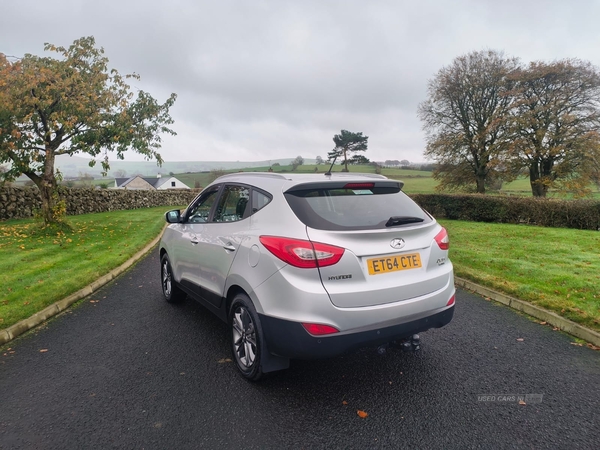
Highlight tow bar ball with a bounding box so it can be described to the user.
[377,334,421,355]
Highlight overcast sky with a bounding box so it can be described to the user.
[2,0,600,163]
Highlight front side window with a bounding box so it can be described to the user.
[187,188,219,223]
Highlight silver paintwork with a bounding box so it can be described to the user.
[160,172,455,334]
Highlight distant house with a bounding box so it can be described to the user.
[113,176,190,190]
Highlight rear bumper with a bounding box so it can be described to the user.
[259,305,454,359]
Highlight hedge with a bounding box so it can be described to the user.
[410,194,600,231]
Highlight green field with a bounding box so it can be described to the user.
[173,164,600,197]
[12,162,600,198]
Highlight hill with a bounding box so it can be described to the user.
[52,155,301,178]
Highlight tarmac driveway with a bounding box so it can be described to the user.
[1,249,599,449]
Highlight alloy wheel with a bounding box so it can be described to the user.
[232,306,257,368]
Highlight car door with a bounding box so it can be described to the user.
[184,183,251,309]
[169,185,222,297]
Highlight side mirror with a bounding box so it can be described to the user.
[165,210,181,223]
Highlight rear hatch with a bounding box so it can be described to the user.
[284,179,450,308]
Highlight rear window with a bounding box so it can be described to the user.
[284,184,431,231]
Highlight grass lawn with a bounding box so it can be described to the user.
[2,206,599,336]
[441,220,600,332]
[0,207,180,330]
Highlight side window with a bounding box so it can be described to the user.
[213,185,251,223]
[187,189,219,223]
[251,189,272,213]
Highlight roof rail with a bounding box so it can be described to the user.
[216,172,289,180]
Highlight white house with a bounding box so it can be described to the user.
[114,176,190,190]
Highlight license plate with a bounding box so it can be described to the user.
[367,253,422,275]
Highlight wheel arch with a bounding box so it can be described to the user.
[225,285,250,317]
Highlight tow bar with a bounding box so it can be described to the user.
[377,334,421,355]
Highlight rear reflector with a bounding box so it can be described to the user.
[302,323,340,336]
[447,294,455,306]
[434,227,449,250]
[259,236,344,268]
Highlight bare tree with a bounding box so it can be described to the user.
[506,59,600,197]
[419,50,520,193]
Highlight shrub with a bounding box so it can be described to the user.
[410,194,600,230]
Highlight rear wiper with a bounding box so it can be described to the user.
[385,216,424,227]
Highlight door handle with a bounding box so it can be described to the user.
[223,243,236,252]
[190,235,199,245]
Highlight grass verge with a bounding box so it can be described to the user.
[441,220,600,332]
[0,207,178,330]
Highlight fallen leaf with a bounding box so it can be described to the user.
[539,321,547,325]
[586,343,600,351]
[516,338,524,342]
[342,401,348,405]
[217,358,232,364]
[39,349,48,353]
[518,400,526,405]
[570,342,583,347]
[552,327,559,331]
[357,410,368,418]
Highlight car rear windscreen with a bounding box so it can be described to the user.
[284,184,432,231]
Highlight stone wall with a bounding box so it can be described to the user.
[0,187,200,221]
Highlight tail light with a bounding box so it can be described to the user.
[259,236,345,268]
[434,227,449,250]
[302,323,340,335]
[446,294,455,306]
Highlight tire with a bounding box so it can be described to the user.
[229,293,265,381]
[161,253,186,303]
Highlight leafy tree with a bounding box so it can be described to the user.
[315,155,324,165]
[291,155,304,170]
[506,59,600,197]
[400,159,410,166]
[113,169,127,178]
[0,36,177,224]
[419,50,519,193]
[328,130,368,172]
[348,154,370,164]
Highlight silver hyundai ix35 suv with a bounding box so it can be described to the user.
[159,172,455,380]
